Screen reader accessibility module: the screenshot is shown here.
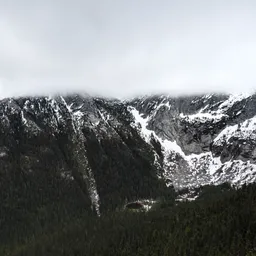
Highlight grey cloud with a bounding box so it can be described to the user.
[0,0,256,98]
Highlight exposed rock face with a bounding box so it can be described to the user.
[128,93,256,189]
[0,92,256,215]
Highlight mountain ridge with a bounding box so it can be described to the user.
[1,92,256,215]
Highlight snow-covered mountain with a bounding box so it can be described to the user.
[0,93,256,212]
[128,93,256,190]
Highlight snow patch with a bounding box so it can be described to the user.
[21,111,27,125]
[98,110,110,124]
[217,93,250,112]
[176,192,199,202]
[180,112,226,123]
[185,153,222,176]
[214,115,256,146]
[211,160,256,186]
[87,170,101,217]
[129,107,185,157]
[180,93,250,124]
[0,152,7,158]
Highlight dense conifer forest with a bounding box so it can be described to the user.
[1,183,256,256]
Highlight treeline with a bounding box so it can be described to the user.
[4,184,256,256]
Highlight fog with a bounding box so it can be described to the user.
[0,0,256,98]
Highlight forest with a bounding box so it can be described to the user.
[1,183,256,256]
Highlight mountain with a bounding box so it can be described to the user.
[0,92,256,220]
[128,93,256,190]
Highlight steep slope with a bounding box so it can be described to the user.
[127,93,256,189]
[1,92,256,225]
[0,93,169,235]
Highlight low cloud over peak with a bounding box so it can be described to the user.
[0,0,256,98]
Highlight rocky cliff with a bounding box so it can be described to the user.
[0,93,256,215]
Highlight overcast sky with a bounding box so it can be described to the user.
[0,0,256,98]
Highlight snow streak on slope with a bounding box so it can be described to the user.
[128,106,214,188]
[180,112,226,123]
[214,115,256,146]
[60,96,101,216]
[129,100,256,190]
[180,93,250,123]
[217,93,250,112]
[128,107,185,157]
